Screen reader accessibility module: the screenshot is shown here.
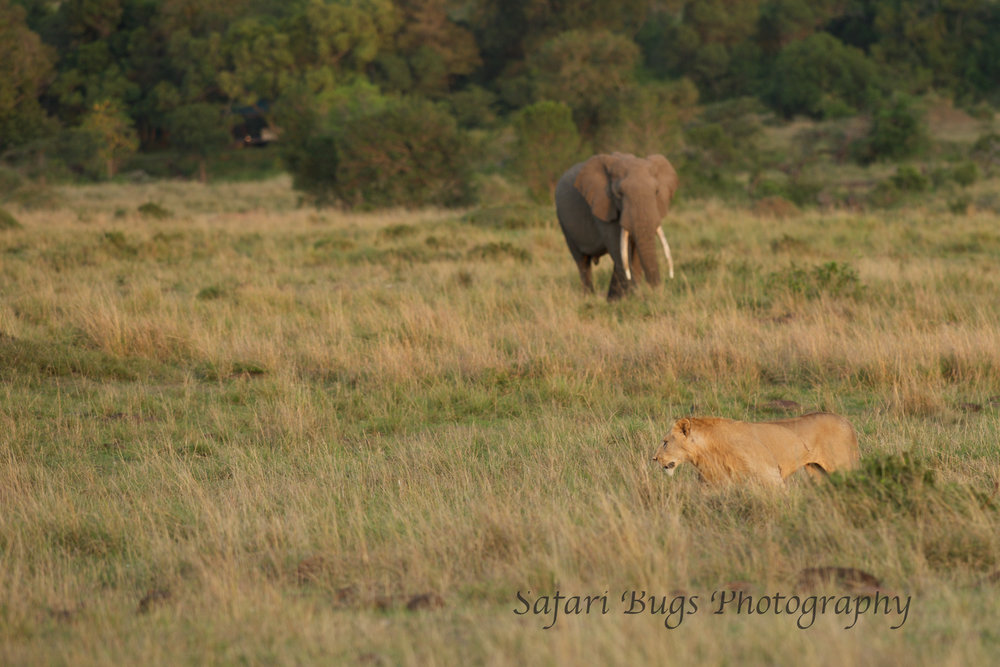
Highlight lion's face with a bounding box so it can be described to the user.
[652,419,693,475]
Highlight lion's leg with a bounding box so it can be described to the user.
[763,467,785,487]
[804,463,829,481]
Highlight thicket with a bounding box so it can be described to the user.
[1,0,999,208]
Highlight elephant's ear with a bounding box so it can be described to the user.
[647,154,679,218]
[573,154,617,222]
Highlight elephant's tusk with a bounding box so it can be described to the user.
[657,227,675,279]
[620,228,631,281]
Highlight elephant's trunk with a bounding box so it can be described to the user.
[634,231,661,286]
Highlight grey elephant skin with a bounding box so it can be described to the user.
[554,152,679,300]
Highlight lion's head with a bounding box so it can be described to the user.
[652,418,695,475]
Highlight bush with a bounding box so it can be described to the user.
[165,103,233,182]
[287,135,340,207]
[0,206,22,230]
[509,101,582,202]
[854,94,928,163]
[764,33,882,119]
[597,78,698,156]
[951,162,979,187]
[890,166,929,192]
[447,86,498,129]
[971,132,1000,171]
[137,202,172,219]
[766,261,863,299]
[682,98,766,172]
[0,166,25,197]
[826,453,935,521]
[290,97,476,209]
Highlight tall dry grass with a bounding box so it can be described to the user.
[1,178,999,664]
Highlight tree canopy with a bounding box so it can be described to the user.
[1,0,998,198]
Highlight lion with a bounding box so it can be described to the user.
[651,412,860,486]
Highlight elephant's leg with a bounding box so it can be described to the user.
[607,265,632,300]
[600,224,634,300]
[575,256,595,293]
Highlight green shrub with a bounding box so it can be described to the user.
[948,196,971,215]
[783,177,824,206]
[765,33,882,119]
[467,242,531,263]
[951,162,979,187]
[447,85,498,129]
[826,453,935,519]
[286,135,340,207]
[291,97,476,209]
[890,165,929,192]
[971,132,1000,169]
[0,167,24,197]
[854,94,928,164]
[825,453,995,534]
[0,206,22,230]
[766,261,863,299]
[138,202,172,219]
[462,203,551,230]
[510,101,582,202]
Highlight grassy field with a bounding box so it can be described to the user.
[2,174,1000,665]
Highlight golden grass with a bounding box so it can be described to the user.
[1,178,1000,664]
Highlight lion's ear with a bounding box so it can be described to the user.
[677,418,691,437]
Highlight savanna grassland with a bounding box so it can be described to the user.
[2,175,1000,665]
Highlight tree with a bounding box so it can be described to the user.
[638,0,761,100]
[0,0,57,151]
[217,18,295,108]
[765,33,882,118]
[166,103,232,182]
[374,0,480,97]
[756,0,840,54]
[598,79,699,156]
[510,101,582,201]
[527,30,640,137]
[79,99,139,178]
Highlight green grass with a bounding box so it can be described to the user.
[1,177,1000,665]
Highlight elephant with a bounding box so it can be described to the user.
[554,152,679,300]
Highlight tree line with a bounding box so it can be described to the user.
[2,0,998,204]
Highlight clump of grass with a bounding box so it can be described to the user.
[137,201,172,219]
[102,231,137,257]
[826,453,936,516]
[194,360,267,381]
[948,196,971,215]
[1,206,23,230]
[467,241,531,262]
[196,285,226,300]
[312,235,355,252]
[379,223,418,239]
[752,196,800,219]
[890,165,930,192]
[766,261,863,299]
[462,203,550,229]
[6,183,59,210]
[0,333,169,381]
[769,234,810,254]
